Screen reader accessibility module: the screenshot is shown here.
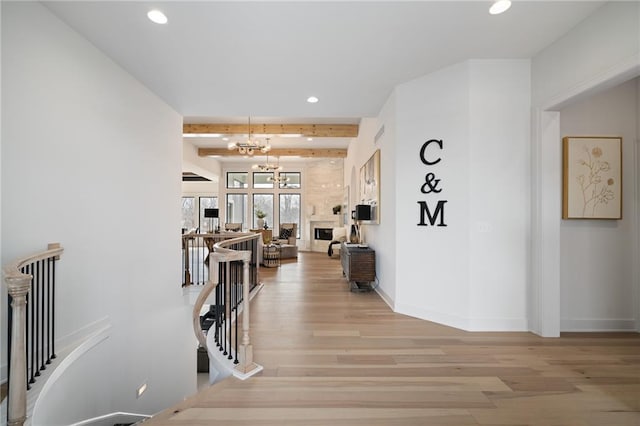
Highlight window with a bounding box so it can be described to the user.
[279,172,301,189]
[279,193,301,238]
[181,197,196,232]
[223,169,303,235]
[226,172,248,189]
[226,194,248,229]
[199,196,218,232]
[253,194,273,229]
[253,172,274,189]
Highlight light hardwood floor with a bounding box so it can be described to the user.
[148,252,640,426]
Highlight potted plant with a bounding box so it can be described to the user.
[255,209,267,228]
[332,204,342,215]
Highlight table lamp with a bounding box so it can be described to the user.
[204,208,219,233]
[354,204,371,244]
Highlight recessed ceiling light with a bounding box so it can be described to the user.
[307,96,319,103]
[147,9,168,24]
[489,0,511,15]
[307,137,313,141]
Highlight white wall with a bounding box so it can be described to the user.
[559,78,638,331]
[182,180,218,195]
[468,60,531,330]
[375,95,398,307]
[531,1,640,336]
[394,61,472,328]
[637,79,640,332]
[183,140,221,183]
[353,60,530,331]
[532,2,640,108]
[344,115,395,304]
[1,2,195,422]
[0,0,5,386]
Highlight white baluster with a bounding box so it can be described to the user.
[235,255,259,375]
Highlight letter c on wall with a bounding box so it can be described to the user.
[419,139,443,166]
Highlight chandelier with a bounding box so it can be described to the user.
[268,172,290,185]
[252,150,282,172]
[227,117,271,156]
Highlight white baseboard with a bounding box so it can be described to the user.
[56,316,111,351]
[374,286,394,310]
[69,412,150,426]
[465,317,529,332]
[1,316,110,385]
[561,318,638,332]
[395,303,470,331]
[395,303,528,332]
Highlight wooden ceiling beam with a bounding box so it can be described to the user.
[184,123,358,138]
[198,148,347,158]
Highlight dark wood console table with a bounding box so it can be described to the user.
[340,243,375,291]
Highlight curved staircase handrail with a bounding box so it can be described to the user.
[190,232,262,380]
[191,256,220,349]
[190,233,255,346]
[211,233,257,245]
[3,244,64,280]
[4,243,64,426]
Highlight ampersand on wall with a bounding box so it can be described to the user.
[420,172,442,194]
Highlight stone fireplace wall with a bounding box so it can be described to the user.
[305,159,345,252]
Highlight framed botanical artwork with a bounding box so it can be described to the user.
[562,136,622,220]
[359,149,380,224]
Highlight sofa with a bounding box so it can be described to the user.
[224,222,242,232]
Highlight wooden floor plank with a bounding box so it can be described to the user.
[145,252,640,426]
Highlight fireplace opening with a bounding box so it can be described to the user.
[314,227,333,241]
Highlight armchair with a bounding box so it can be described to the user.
[272,223,298,259]
[327,227,347,257]
[275,223,297,245]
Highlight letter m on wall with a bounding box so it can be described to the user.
[417,200,448,227]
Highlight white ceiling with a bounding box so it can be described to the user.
[43,1,605,161]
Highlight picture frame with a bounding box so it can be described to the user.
[562,136,622,220]
[359,149,380,224]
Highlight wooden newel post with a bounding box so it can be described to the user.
[235,257,258,375]
[6,274,32,426]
